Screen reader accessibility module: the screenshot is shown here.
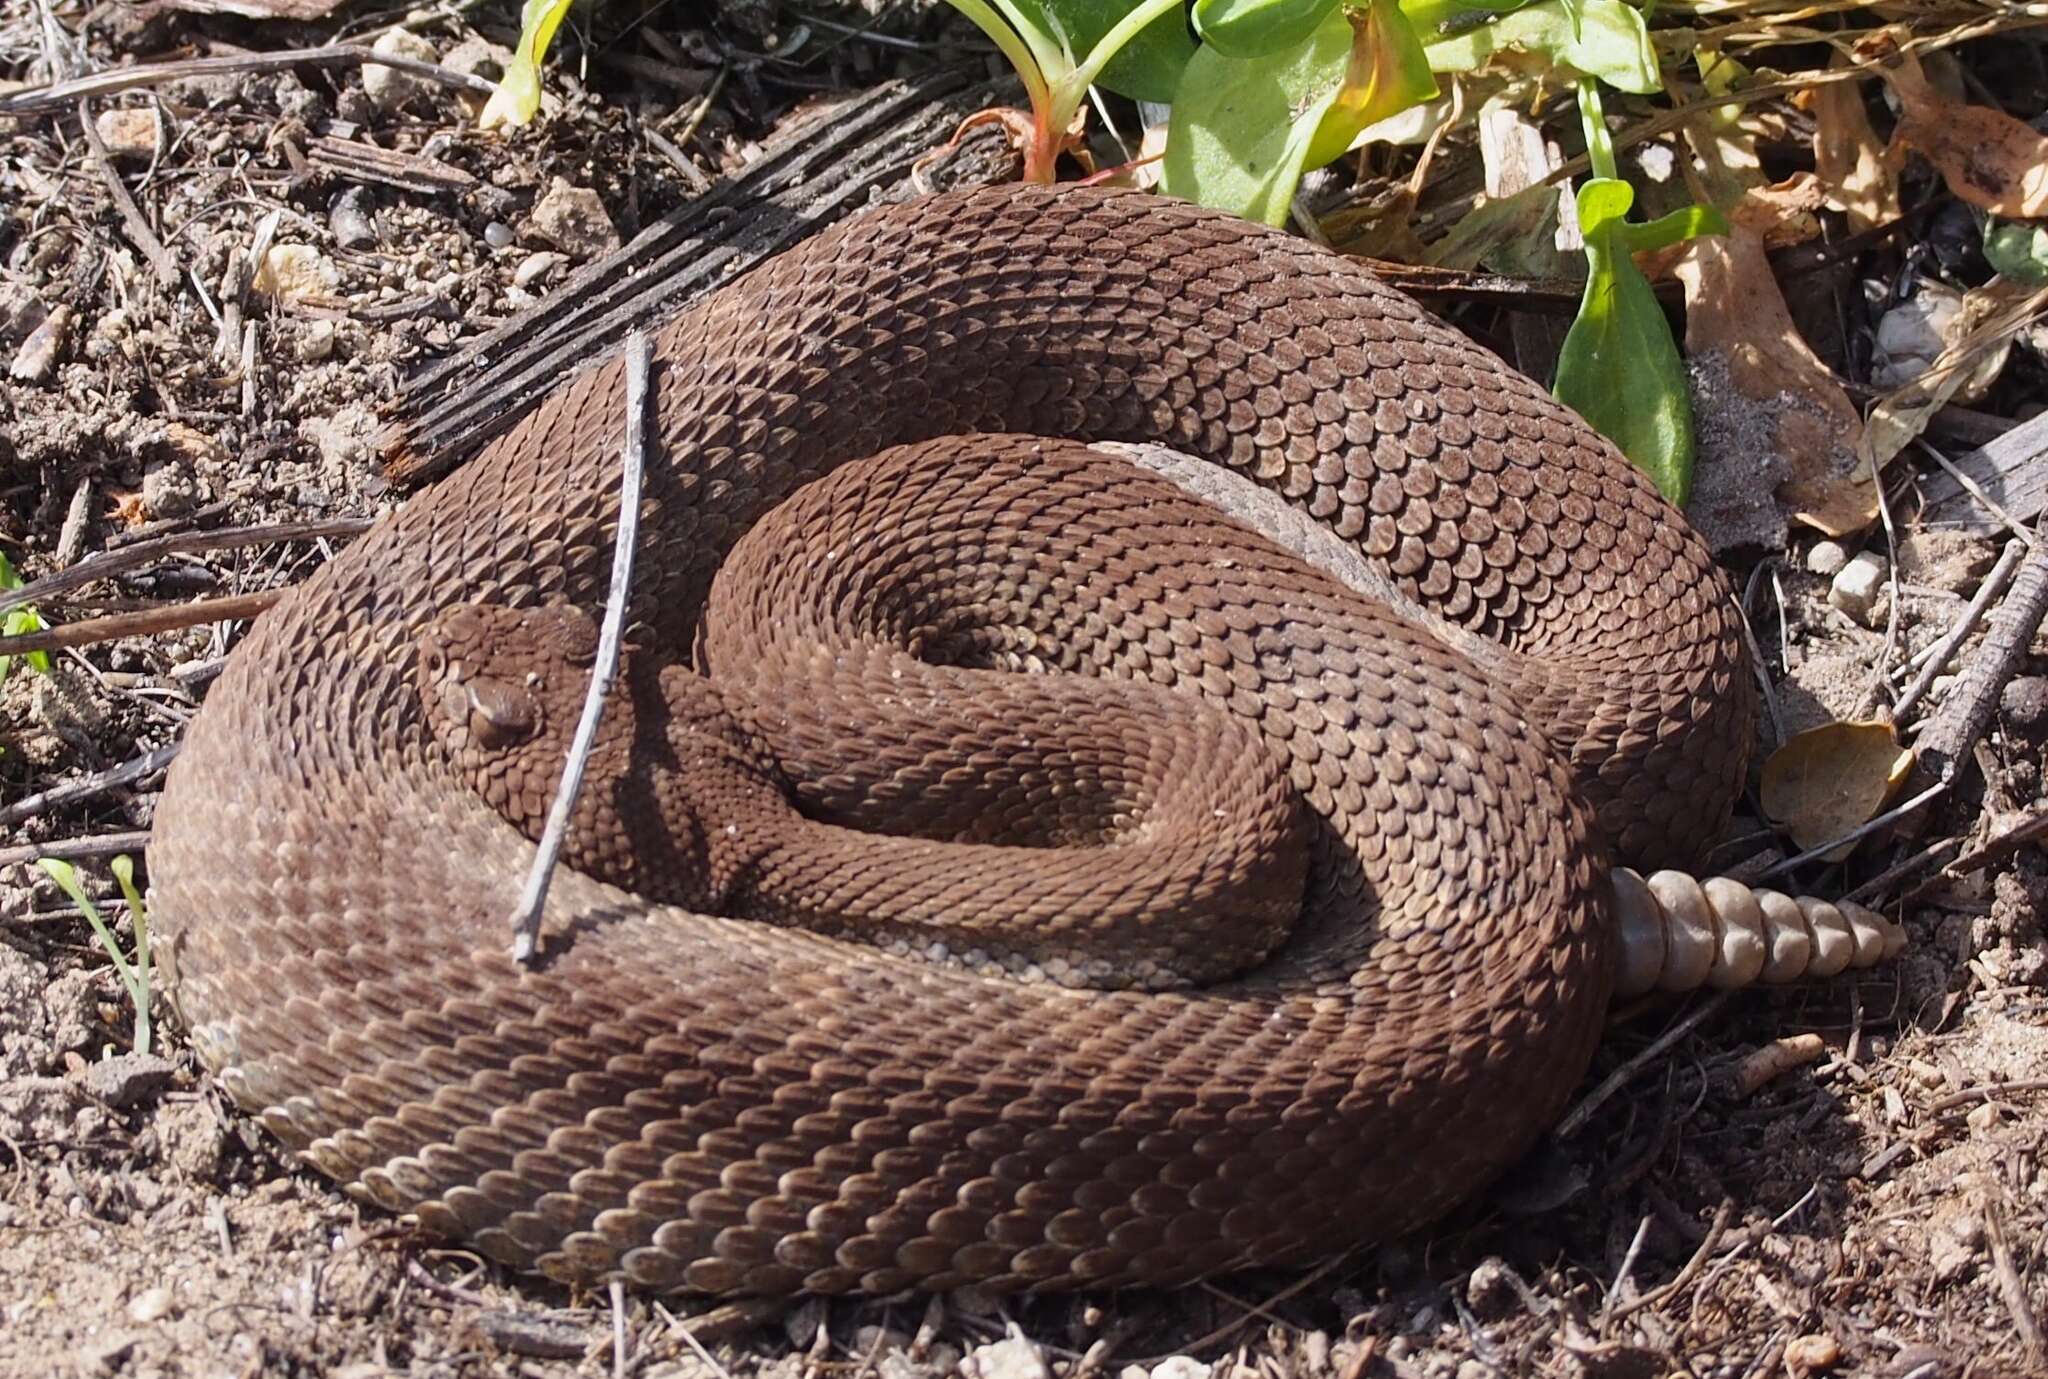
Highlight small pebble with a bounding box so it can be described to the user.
[94,107,159,160]
[484,220,514,249]
[1827,551,1888,626]
[1805,539,1852,577]
[1150,1359,1211,1379]
[513,250,569,290]
[254,244,339,303]
[127,1286,173,1323]
[962,1331,1049,1379]
[525,177,620,258]
[141,460,201,518]
[297,318,338,363]
[1783,1332,1841,1373]
[362,27,440,111]
[2001,676,2048,729]
[329,186,379,251]
[9,303,71,382]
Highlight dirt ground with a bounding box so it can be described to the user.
[3,2,2046,1377]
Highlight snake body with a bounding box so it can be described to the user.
[152,184,1751,1295]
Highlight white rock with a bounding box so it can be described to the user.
[253,244,339,304]
[1805,539,1852,577]
[962,1330,1050,1379]
[1150,1359,1212,1379]
[525,178,620,258]
[363,27,440,111]
[1828,551,1889,626]
[127,1285,173,1323]
[94,107,159,160]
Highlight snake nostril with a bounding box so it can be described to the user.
[467,678,538,749]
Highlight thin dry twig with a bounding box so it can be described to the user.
[0,743,179,828]
[1754,780,1949,880]
[0,589,282,657]
[1909,524,2048,791]
[0,830,151,871]
[1982,1208,2047,1368]
[1558,992,1733,1139]
[1607,1198,1735,1325]
[0,516,371,617]
[508,331,653,964]
[77,96,177,283]
[0,43,496,115]
[1893,537,2029,723]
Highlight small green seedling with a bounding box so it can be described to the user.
[40,855,153,1056]
[1551,78,1726,507]
[0,550,52,686]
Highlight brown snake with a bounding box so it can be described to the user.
[152,183,1758,1296]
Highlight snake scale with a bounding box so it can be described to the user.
[152,183,1756,1296]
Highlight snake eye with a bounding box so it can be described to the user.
[419,645,448,682]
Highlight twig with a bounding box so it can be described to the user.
[610,1280,629,1379]
[0,830,151,871]
[1907,521,2048,792]
[1753,780,1949,881]
[0,515,370,617]
[1844,835,1960,903]
[672,1308,740,1379]
[1950,806,2048,876]
[1556,992,1732,1139]
[78,97,177,284]
[0,590,281,658]
[0,743,178,827]
[0,44,496,116]
[508,332,653,964]
[1983,1209,2047,1369]
[1926,1079,2048,1116]
[1601,1215,1656,1331]
[1893,537,2028,725]
[1607,1198,1735,1326]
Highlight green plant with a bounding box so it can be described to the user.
[486,0,1727,502]
[40,855,153,1056]
[1551,78,1725,507]
[0,549,51,685]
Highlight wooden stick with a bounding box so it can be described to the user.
[0,43,495,116]
[1908,522,2048,796]
[0,830,152,871]
[508,332,653,964]
[0,743,179,828]
[0,516,370,617]
[0,589,279,657]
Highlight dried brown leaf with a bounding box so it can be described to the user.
[1673,210,1871,535]
[1883,51,2048,218]
[1808,74,1899,234]
[1760,721,1914,855]
[1861,279,2048,474]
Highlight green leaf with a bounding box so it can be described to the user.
[481,0,578,128]
[40,856,151,1055]
[1164,1,1435,225]
[1423,0,1661,93]
[1984,217,2048,286]
[1620,202,1728,255]
[0,550,50,683]
[1398,0,1529,39]
[1161,7,1353,224]
[1193,0,1342,59]
[1013,0,1196,101]
[1305,0,1439,168]
[1553,177,1695,505]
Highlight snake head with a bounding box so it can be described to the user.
[416,604,599,753]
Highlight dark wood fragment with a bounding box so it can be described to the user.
[378,65,1021,489]
[1918,409,2048,536]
